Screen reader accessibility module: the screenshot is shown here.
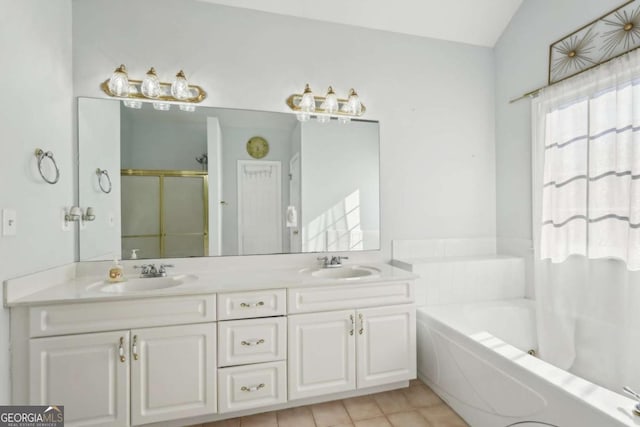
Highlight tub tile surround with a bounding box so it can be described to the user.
[193,380,467,427]
[391,238,525,306]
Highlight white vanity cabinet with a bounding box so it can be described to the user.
[23,295,218,427]
[29,330,130,427]
[287,281,416,401]
[130,323,217,426]
[11,273,417,427]
[216,289,288,414]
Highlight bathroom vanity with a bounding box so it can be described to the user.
[5,262,416,427]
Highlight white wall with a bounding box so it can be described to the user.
[72,0,497,260]
[0,0,74,403]
[301,120,380,252]
[494,0,623,296]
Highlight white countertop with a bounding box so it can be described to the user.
[4,262,417,307]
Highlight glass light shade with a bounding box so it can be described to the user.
[179,104,196,112]
[296,112,310,122]
[347,89,362,115]
[299,84,316,113]
[152,102,171,111]
[340,100,353,115]
[141,67,161,98]
[171,70,191,100]
[108,65,129,97]
[123,100,142,109]
[317,115,330,124]
[338,116,351,124]
[321,86,339,114]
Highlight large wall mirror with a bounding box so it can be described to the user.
[78,97,380,261]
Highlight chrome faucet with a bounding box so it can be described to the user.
[134,263,174,278]
[317,255,349,268]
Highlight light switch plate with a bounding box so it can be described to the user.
[2,209,17,236]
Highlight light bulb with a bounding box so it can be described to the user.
[299,84,316,113]
[296,112,310,122]
[317,115,330,124]
[141,67,161,98]
[338,116,351,124]
[179,104,196,112]
[123,100,142,109]
[321,86,339,114]
[108,64,129,97]
[347,88,362,115]
[171,70,191,100]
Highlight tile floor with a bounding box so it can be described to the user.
[191,380,468,427]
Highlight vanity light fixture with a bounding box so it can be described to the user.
[102,65,207,112]
[107,65,129,97]
[141,67,161,98]
[286,84,366,123]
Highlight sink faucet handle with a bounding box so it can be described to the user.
[159,264,174,273]
[330,255,349,265]
[134,264,151,274]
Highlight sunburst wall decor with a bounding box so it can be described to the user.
[549,0,640,84]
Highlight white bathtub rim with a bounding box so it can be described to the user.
[418,300,640,426]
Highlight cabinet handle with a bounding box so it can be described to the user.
[119,337,125,363]
[241,339,265,346]
[359,313,364,335]
[241,383,265,392]
[349,314,354,336]
[240,301,265,308]
[132,335,139,361]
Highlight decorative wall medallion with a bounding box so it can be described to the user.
[549,0,640,84]
[246,136,269,159]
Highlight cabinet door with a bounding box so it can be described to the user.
[131,323,217,426]
[357,305,416,389]
[288,310,356,400]
[29,330,129,427]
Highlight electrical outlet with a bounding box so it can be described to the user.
[2,209,17,236]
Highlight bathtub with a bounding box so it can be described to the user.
[417,299,640,427]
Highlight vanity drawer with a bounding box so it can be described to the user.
[218,361,286,413]
[218,317,286,367]
[217,289,286,320]
[29,294,217,337]
[288,281,415,314]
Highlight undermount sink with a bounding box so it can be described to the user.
[303,265,382,280]
[91,274,198,293]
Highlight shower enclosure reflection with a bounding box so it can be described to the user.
[77,97,380,260]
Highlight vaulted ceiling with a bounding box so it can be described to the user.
[197,0,523,47]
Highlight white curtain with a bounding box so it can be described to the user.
[532,49,640,394]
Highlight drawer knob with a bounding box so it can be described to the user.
[241,383,265,392]
[241,339,265,346]
[240,301,265,308]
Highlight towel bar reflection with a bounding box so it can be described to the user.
[96,168,112,194]
[34,148,60,185]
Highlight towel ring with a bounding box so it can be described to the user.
[96,168,112,194]
[34,148,60,185]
